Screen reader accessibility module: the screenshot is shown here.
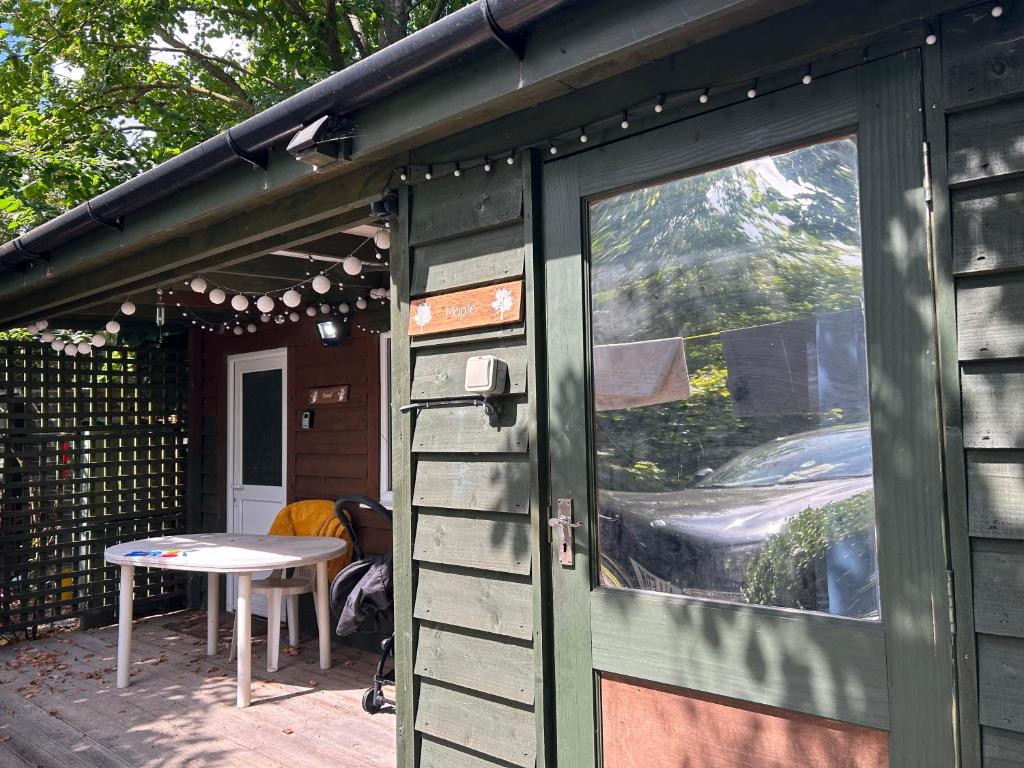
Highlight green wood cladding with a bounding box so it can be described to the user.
[942,4,1024,763]
[395,158,547,767]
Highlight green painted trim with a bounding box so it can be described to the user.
[392,185,418,768]
[923,33,982,768]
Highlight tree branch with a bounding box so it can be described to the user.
[321,0,346,70]
[338,5,369,58]
[428,0,447,25]
[154,26,254,114]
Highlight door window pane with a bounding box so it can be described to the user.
[242,369,282,486]
[589,138,879,620]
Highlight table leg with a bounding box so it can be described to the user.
[316,561,330,670]
[236,573,252,708]
[207,572,219,656]
[116,564,135,689]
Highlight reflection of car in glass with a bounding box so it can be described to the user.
[598,424,879,618]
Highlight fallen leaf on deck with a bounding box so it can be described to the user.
[282,727,294,735]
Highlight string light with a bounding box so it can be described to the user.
[925,27,937,45]
[399,167,408,181]
[246,323,257,333]
[747,79,758,99]
[288,311,300,322]
[209,288,226,304]
[424,165,433,180]
[654,93,665,113]
[106,320,120,334]
[256,295,275,313]
[36,320,48,330]
[356,297,368,310]
[506,154,515,165]
[579,127,588,143]
[77,341,91,355]
[91,333,105,347]
[319,303,331,314]
[699,88,709,104]
[120,301,136,316]
[305,305,317,317]
[230,294,249,311]
[312,274,331,294]
[620,111,630,130]
[453,162,462,177]
[483,157,493,172]
[993,4,1004,16]
[342,255,363,276]
[374,228,391,250]
[233,326,243,336]
[802,64,813,85]
[190,276,207,293]
[282,289,302,308]
[548,141,558,155]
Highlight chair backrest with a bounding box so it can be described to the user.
[268,500,355,582]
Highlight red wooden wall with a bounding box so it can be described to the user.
[190,320,391,555]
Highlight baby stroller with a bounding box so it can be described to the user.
[330,495,395,715]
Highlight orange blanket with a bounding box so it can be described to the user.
[268,500,355,582]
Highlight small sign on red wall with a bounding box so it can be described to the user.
[308,385,349,405]
[408,280,523,336]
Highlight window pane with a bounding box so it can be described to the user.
[589,138,879,620]
[242,369,282,486]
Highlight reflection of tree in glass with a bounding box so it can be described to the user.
[589,140,866,492]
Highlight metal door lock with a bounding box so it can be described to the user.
[549,498,581,566]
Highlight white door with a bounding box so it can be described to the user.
[227,348,287,617]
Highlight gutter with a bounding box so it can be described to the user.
[0,0,575,269]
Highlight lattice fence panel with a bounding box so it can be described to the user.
[0,340,189,634]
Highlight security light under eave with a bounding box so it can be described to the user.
[317,318,349,347]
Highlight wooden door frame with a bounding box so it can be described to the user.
[544,51,956,767]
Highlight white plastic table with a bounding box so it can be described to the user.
[105,533,347,707]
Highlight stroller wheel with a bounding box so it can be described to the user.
[362,687,382,715]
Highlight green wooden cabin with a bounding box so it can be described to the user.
[4,0,1024,765]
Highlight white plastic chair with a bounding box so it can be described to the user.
[228,565,325,673]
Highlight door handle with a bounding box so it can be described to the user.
[549,498,580,566]
[231,484,243,491]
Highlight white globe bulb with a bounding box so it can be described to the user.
[51,339,66,352]
[208,288,226,305]
[40,331,55,343]
[91,333,106,347]
[260,313,271,323]
[233,326,243,335]
[356,296,368,310]
[288,311,300,322]
[246,323,257,333]
[374,229,391,250]
[230,294,249,311]
[282,289,302,308]
[77,341,91,354]
[256,295,274,313]
[65,344,78,357]
[319,303,331,314]
[338,302,350,314]
[106,320,121,334]
[36,320,48,330]
[26,322,38,334]
[311,274,331,294]
[342,256,363,275]
[190,276,208,293]
[305,305,317,316]
[121,301,136,316]
[275,315,285,325]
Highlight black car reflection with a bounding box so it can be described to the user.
[597,424,880,619]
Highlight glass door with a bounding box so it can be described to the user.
[545,52,955,768]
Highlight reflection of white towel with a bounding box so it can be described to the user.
[594,337,690,411]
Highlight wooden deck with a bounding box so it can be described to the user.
[0,611,395,768]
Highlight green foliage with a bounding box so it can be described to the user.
[741,491,876,612]
[0,0,469,233]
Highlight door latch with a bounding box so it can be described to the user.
[549,498,581,566]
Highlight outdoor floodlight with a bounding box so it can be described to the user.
[286,115,355,168]
[317,318,350,347]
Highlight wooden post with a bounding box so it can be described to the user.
[116,564,135,689]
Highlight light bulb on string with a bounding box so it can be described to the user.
[548,141,558,155]
[312,274,331,294]
[620,111,630,130]
[260,313,271,323]
[374,228,390,250]
[424,166,433,181]
[65,344,78,357]
[275,315,285,325]
[36,320,48,330]
[699,88,709,104]
[246,323,257,333]
[483,157,493,172]
[802,64,813,85]
[356,296,368,310]
[319,303,331,314]
[925,27,937,44]
[41,331,55,343]
[305,305,317,317]
[338,302,350,314]
[121,301,136,316]
[77,341,91,355]
[26,322,37,334]
[208,288,226,305]
[106,320,121,334]
[282,289,302,307]
[190,276,208,293]
[993,4,1004,16]
[91,334,105,347]
[506,154,515,165]
[230,294,249,311]
[256,295,274,313]
[288,311,300,322]
[233,326,243,336]
[399,167,408,181]
[654,93,665,113]
[747,80,758,99]
[51,339,66,352]
[342,256,363,275]
[453,162,461,177]
[579,127,588,143]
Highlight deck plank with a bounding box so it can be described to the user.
[0,611,395,768]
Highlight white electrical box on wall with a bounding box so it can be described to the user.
[464,355,507,395]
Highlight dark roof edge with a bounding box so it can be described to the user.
[0,0,575,266]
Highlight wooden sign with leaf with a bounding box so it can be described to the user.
[408,280,523,336]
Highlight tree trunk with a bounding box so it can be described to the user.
[377,0,410,48]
